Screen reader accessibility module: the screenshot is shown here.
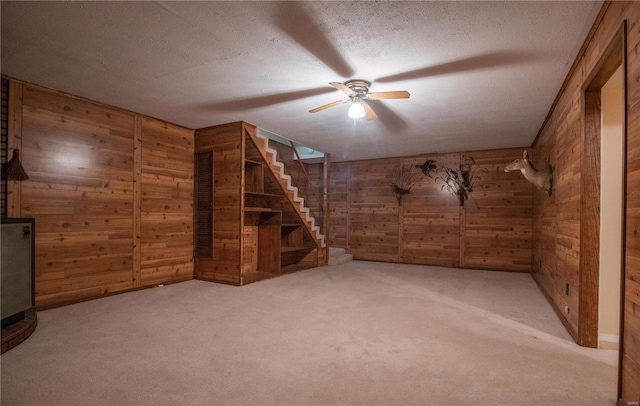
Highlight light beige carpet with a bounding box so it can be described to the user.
[0,261,617,405]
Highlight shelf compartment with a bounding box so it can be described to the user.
[244,192,284,211]
[280,263,313,274]
[281,245,316,267]
[244,159,264,193]
[244,207,281,213]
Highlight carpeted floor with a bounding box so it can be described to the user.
[0,261,618,405]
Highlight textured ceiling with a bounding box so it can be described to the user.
[1,1,601,161]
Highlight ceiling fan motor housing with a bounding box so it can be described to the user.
[345,79,371,97]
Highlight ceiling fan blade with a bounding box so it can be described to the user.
[274,3,354,78]
[366,90,410,100]
[309,99,348,113]
[362,102,378,121]
[329,82,355,95]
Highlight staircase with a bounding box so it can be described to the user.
[328,247,353,266]
[246,128,326,249]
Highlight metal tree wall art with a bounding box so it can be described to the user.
[435,156,485,206]
[387,163,420,202]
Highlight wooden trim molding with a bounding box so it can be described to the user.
[132,115,142,287]
[578,89,601,348]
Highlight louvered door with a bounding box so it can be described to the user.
[195,151,213,257]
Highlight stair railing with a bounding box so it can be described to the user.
[267,138,325,236]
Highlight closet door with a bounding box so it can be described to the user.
[195,151,213,257]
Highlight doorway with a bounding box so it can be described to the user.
[580,22,627,403]
[598,66,624,351]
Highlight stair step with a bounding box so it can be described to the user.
[251,130,326,248]
[329,247,346,257]
[328,253,353,266]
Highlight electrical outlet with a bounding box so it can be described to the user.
[565,306,570,314]
[565,283,570,296]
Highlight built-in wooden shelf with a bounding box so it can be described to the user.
[281,263,311,274]
[244,207,282,213]
[245,192,283,198]
[195,122,324,286]
[244,159,262,167]
[281,246,316,253]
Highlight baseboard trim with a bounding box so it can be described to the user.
[530,272,578,342]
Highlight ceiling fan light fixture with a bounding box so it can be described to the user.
[348,100,365,119]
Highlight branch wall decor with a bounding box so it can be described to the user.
[386,163,420,202]
[435,156,485,206]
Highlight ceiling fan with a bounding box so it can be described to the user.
[309,80,410,121]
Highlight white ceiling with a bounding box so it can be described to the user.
[1,1,601,162]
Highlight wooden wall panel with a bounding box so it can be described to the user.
[328,162,349,249]
[194,122,243,284]
[328,148,532,272]
[532,66,584,337]
[19,84,135,308]
[401,154,461,267]
[622,2,640,403]
[304,161,326,237]
[462,149,533,272]
[532,2,640,402]
[8,80,195,308]
[348,158,400,263]
[140,117,194,287]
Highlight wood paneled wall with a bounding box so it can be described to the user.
[532,2,640,403]
[6,79,194,308]
[140,117,194,287]
[327,148,533,272]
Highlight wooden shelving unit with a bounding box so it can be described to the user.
[194,121,324,286]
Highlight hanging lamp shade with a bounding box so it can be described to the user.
[1,148,29,181]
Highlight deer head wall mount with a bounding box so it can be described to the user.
[504,150,552,196]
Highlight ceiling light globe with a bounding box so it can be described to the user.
[348,102,365,119]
